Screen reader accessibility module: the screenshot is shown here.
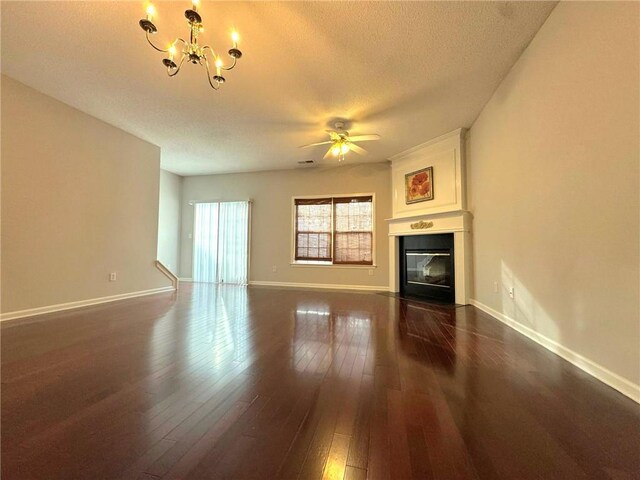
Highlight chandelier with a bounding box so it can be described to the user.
[138,0,242,90]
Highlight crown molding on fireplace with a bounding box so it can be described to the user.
[388,128,465,162]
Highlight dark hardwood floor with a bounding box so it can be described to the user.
[2,284,639,479]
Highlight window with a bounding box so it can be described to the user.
[294,195,373,265]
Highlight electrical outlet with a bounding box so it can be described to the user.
[509,287,515,299]
[493,281,499,293]
[109,272,117,282]
[272,265,277,272]
[368,269,374,276]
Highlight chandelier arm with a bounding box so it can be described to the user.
[202,46,216,56]
[174,38,189,49]
[202,46,222,69]
[204,58,220,90]
[221,56,237,71]
[167,55,187,77]
[202,47,237,72]
[145,31,169,53]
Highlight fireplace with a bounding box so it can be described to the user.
[387,128,471,305]
[399,233,455,303]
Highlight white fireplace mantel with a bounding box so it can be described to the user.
[387,129,472,305]
[387,209,472,236]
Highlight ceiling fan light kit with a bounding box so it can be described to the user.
[139,0,242,90]
[299,121,381,163]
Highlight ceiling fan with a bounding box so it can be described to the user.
[299,121,381,161]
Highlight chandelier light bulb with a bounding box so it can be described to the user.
[331,145,341,156]
[340,143,350,155]
[192,0,200,11]
[231,31,239,47]
[145,3,156,20]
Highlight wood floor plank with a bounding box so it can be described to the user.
[345,374,374,471]
[321,433,351,480]
[343,465,367,480]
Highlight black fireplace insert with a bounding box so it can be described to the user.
[399,233,455,303]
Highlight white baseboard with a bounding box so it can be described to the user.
[179,278,193,282]
[0,286,176,322]
[249,280,389,292]
[470,299,640,404]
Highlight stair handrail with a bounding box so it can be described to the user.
[155,260,179,290]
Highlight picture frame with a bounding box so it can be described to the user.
[405,166,433,204]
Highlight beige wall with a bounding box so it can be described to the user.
[180,163,391,288]
[158,170,183,274]
[468,3,639,386]
[1,76,170,313]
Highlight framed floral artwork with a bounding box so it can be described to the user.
[405,167,433,204]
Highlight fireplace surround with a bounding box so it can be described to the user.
[388,210,471,304]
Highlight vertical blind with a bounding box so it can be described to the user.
[294,195,373,265]
[193,201,250,285]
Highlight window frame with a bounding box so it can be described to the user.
[291,193,376,268]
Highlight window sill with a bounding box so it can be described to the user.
[290,262,377,269]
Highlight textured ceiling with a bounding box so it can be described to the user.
[1,1,556,175]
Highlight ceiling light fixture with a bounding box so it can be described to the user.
[299,122,381,162]
[139,1,242,90]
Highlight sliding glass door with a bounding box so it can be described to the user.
[193,201,250,285]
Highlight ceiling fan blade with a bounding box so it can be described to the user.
[347,134,380,142]
[299,141,333,149]
[347,142,368,155]
[323,146,335,159]
[326,131,341,141]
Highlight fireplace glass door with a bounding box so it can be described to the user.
[406,251,451,289]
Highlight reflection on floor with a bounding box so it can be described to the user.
[2,283,638,479]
